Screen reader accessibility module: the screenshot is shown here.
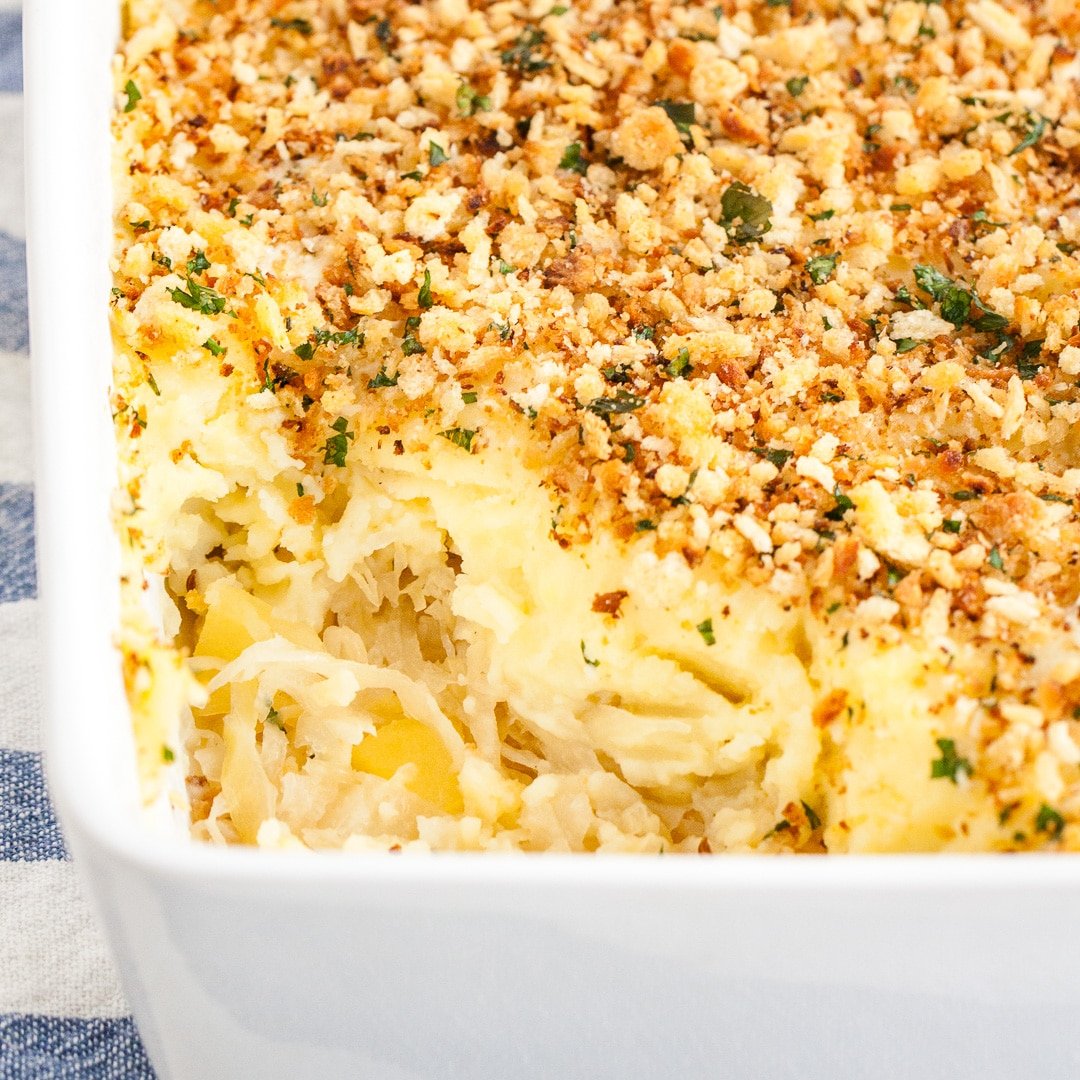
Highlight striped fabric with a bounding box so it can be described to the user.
[0,6,155,1076]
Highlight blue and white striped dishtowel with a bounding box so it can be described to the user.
[0,5,155,1076]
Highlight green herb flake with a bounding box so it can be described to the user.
[402,315,425,356]
[632,325,655,341]
[666,347,692,379]
[270,16,313,33]
[265,706,284,730]
[719,182,773,246]
[168,277,227,316]
[943,518,962,534]
[580,640,600,667]
[656,100,696,135]
[931,738,973,784]
[456,83,491,116]
[786,76,809,98]
[202,338,226,357]
[417,268,433,309]
[439,427,477,452]
[162,746,174,763]
[461,391,478,404]
[146,371,160,396]
[988,546,1004,571]
[1009,113,1049,156]
[501,27,550,73]
[585,391,646,416]
[428,141,449,167]
[802,801,822,830]
[368,367,399,388]
[825,486,855,521]
[183,252,209,279]
[807,253,839,285]
[122,79,142,112]
[311,189,329,206]
[891,203,913,212]
[753,446,793,469]
[696,618,716,646]
[1036,803,1065,840]
[808,208,834,222]
[322,416,354,467]
[635,519,657,532]
[559,142,589,175]
[498,260,516,275]
[894,338,920,354]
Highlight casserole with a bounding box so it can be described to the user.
[27,1,1080,1077]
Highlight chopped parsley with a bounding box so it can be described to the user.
[202,338,226,356]
[456,83,491,116]
[753,446,793,469]
[428,141,449,167]
[894,338,920,354]
[913,264,1007,332]
[802,801,822,830]
[632,325,655,341]
[806,253,839,285]
[930,738,973,784]
[952,490,980,501]
[168,277,227,316]
[808,208,835,222]
[1018,338,1044,380]
[322,417,354,467]
[696,618,716,646]
[368,366,399,389]
[585,391,646,415]
[146,372,160,396]
[942,518,962,534]
[161,746,174,763]
[439,427,476,452]
[988,546,1004,572]
[402,316,425,356]
[311,189,328,206]
[187,250,210,275]
[890,203,912,212]
[718,182,773,245]
[1036,803,1065,840]
[501,27,550,73]
[265,706,284,730]
[1009,112,1049,156]
[824,486,854,521]
[666,347,691,379]
[559,142,589,175]
[122,79,141,112]
[580,640,600,667]
[786,75,809,97]
[270,16,313,34]
[655,100,695,135]
[462,391,478,404]
[374,17,394,54]
[417,268,433,309]
[498,260,516,275]
[635,519,657,531]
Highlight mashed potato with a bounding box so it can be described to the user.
[111,0,1080,852]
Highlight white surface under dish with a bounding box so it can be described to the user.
[24,2,1080,1077]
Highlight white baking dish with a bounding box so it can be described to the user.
[24,2,1080,1077]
